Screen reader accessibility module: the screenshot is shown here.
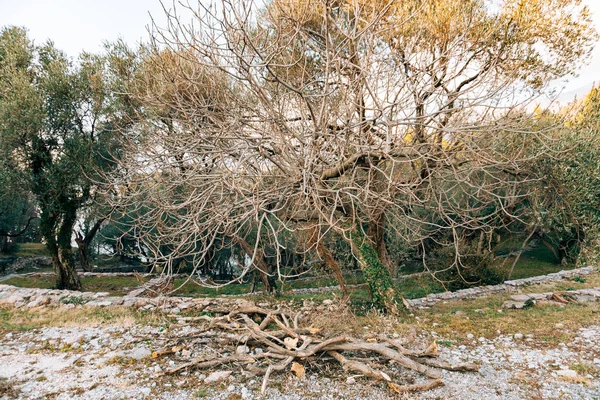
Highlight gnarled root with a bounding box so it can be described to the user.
[158,303,478,395]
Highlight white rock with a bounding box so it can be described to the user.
[466,333,474,340]
[346,377,356,384]
[129,346,152,360]
[556,369,577,378]
[514,333,524,340]
[241,387,252,399]
[204,370,232,383]
[236,345,250,354]
[322,299,334,306]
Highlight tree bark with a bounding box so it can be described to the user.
[367,212,395,277]
[236,236,276,294]
[75,217,106,272]
[41,208,82,291]
[0,235,8,253]
[305,225,348,298]
[347,229,398,313]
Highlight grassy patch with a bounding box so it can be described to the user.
[305,270,600,346]
[2,243,50,258]
[0,306,168,331]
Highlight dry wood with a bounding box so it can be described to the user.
[154,305,478,394]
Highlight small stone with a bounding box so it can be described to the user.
[227,384,235,392]
[236,345,250,354]
[478,337,485,342]
[454,310,466,315]
[503,300,527,309]
[254,348,263,355]
[556,369,577,378]
[466,333,474,340]
[555,323,564,329]
[129,346,152,360]
[71,342,81,350]
[514,333,524,340]
[322,299,334,306]
[346,377,356,384]
[204,370,232,383]
[171,307,181,314]
[154,365,163,373]
[593,358,600,365]
[241,387,252,399]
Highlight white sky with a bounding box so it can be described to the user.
[1,0,599,97]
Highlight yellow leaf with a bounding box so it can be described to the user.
[284,337,299,349]
[290,362,305,378]
[426,341,438,355]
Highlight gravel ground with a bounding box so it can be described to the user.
[1,321,599,399]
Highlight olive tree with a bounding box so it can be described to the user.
[0,27,126,289]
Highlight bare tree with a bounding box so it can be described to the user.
[108,0,597,311]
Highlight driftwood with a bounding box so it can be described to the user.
[157,303,479,394]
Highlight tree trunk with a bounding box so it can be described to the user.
[75,217,106,272]
[41,208,81,291]
[56,246,82,290]
[236,237,276,294]
[347,229,398,313]
[305,225,348,298]
[367,213,395,277]
[76,239,92,272]
[0,235,8,254]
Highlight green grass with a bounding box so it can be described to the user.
[2,275,139,296]
[0,238,578,305]
[0,243,49,258]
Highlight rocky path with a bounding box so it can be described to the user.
[1,323,599,399]
[1,266,600,400]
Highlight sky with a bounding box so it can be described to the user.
[0,0,599,101]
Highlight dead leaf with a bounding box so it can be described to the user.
[308,327,321,334]
[380,371,392,382]
[152,345,184,358]
[284,337,299,350]
[290,362,305,378]
[426,341,438,355]
[401,296,412,310]
[366,338,378,343]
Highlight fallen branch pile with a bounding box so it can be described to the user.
[155,302,479,394]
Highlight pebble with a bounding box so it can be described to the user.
[514,333,524,340]
[204,370,232,383]
[241,386,252,399]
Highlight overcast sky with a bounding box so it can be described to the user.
[1,0,599,99]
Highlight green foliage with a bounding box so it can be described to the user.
[0,26,130,288]
[351,230,397,312]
